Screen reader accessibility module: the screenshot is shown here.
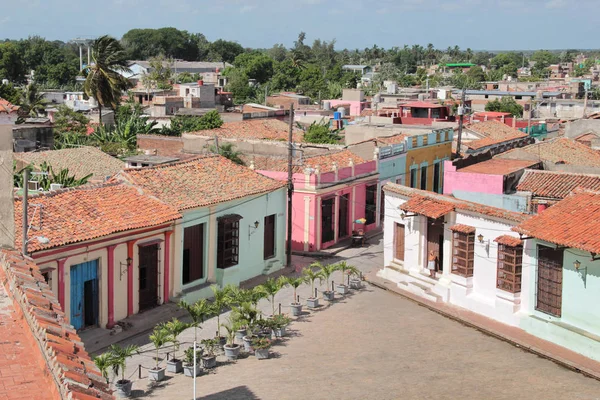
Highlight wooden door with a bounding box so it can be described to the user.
[70,260,98,330]
[394,223,405,261]
[322,198,335,244]
[338,194,349,238]
[263,214,276,259]
[536,245,564,317]
[183,224,204,284]
[427,218,444,272]
[139,244,159,312]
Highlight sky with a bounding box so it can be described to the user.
[0,0,598,51]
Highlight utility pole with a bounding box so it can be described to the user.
[456,88,466,157]
[583,88,589,119]
[286,104,294,268]
[22,169,29,256]
[527,98,534,135]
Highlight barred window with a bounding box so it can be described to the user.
[452,231,474,277]
[497,244,523,293]
[217,215,241,269]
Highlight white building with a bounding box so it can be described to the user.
[378,183,531,326]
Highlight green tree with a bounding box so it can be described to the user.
[234,52,274,84]
[466,66,486,83]
[18,83,46,118]
[0,83,21,105]
[224,68,254,104]
[0,42,26,83]
[142,56,174,91]
[122,28,199,60]
[303,121,341,144]
[208,39,244,63]
[53,105,89,135]
[485,97,523,117]
[83,35,132,123]
[209,142,245,165]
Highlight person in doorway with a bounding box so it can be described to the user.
[428,251,437,278]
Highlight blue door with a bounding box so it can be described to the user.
[70,260,99,330]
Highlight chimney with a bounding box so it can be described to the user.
[0,107,17,248]
[197,80,204,86]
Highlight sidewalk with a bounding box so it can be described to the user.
[365,271,600,381]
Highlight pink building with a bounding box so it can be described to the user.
[250,150,379,252]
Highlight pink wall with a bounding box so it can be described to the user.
[443,160,505,195]
[327,100,367,116]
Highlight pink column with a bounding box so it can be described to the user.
[127,241,135,316]
[163,231,173,304]
[57,258,67,310]
[106,245,117,328]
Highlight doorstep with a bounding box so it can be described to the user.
[365,270,600,381]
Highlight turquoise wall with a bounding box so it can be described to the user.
[452,190,529,213]
[379,153,406,181]
[180,187,286,294]
[520,241,600,361]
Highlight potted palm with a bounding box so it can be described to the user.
[303,266,323,309]
[232,302,258,347]
[200,338,218,369]
[210,285,232,348]
[178,298,213,343]
[109,344,139,398]
[270,314,291,338]
[93,352,112,386]
[183,347,202,378]
[252,337,271,360]
[260,277,284,317]
[160,318,188,374]
[347,265,362,289]
[283,276,306,316]
[335,261,351,295]
[222,320,242,361]
[148,328,172,381]
[319,263,337,301]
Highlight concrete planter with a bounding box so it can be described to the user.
[323,290,335,301]
[306,297,319,309]
[258,329,272,339]
[350,278,362,289]
[224,344,241,361]
[166,359,183,374]
[290,303,303,316]
[217,336,227,349]
[255,348,270,360]
[202,355,217,369]
[114,380,133,398]
[148,367,166,382]
[336,284,349,295]
[183,363,202,378]
[273,326,287,338]
[243,336,255,353]
[235,328,247,343]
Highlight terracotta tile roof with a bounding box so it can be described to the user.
[517,169,600,199]
[0,97,19,114]
[0,250,114,399]
[513,188,600,254]
[500,138,600,167]
[115,155,286,211]
[495,235,523,247]
[376,133,408,146]
[458,159,540,175]
[399,195,455,219]
[384,183,530,223]
[14,183,181,253]
[464,121,528,150]
[14,147,125,181]
[249,150,368,174]
[450,224,476,234]
[188,119,304,142]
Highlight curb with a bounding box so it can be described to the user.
[365,276,600,382]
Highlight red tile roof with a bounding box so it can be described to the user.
[474,112,512,118]
[384,183,530,223]
[450,224,476,234]
[376,133,409,145]
[188,119,304,142]
[458,159,539,175]
[499,138,600,167]
[115,155,286,211]
[0,98,19,114]
[513,188,600,254]
[14,147,125,181]
[494,235,523,247]
[14,183,181,253]
[250,150,367,174]
[400,195,455,219]
[402,101,446,109]
[464,120,528,150]
[517,169,600,199]
[0,250,114,399]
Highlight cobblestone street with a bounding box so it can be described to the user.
[114,238,600,399]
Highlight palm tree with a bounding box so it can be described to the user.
[284,276,306,305]
[303,265,323,299]
[93,352,113,384]
[318,263,338,293]
[158,318,188,361]
[83,35,131,125]
[19,83,46,118]
[149,328,172,370]
[178,298,213,342]
[260,278,283,317]
[210,285,232,339]
[208,142,245,165]
[108,344,139,384]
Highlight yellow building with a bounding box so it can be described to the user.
[405,128,454,193]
